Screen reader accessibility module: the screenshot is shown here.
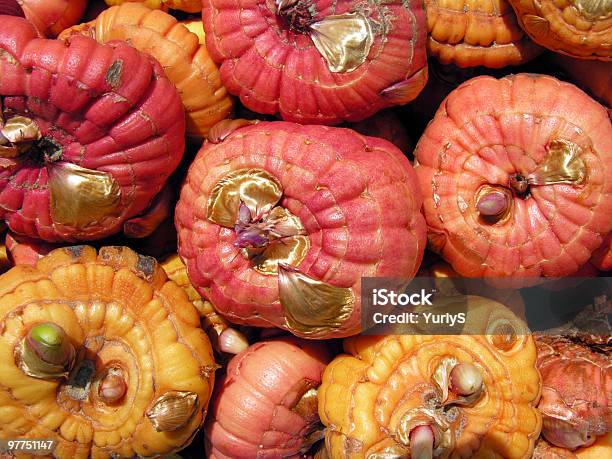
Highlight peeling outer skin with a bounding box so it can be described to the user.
[508,0,612,60]
[0,17,185,242]
[550,55,612,107]
[414,74,612,285]
[426,0,544,68]
[59,3,233,138]
[175,121,427,338]
[318,334,542,458]
[535,336,611,449]
[5,231,57,266]
[19,0,87,37]
[201,0,428,125]
[0,245,216,459]
[205,338,331,459]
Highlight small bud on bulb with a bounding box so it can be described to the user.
[98,373,127,404]
[19,322,75,379]
[476,191,509,218]
[410,425,434,459]
[450,362,483,397]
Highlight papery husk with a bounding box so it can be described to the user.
[48,161,122,229]
[0,115,41,144]
[206,168,282,227]
[278,264,354,336]
[309,12,374,73]
[146,391,199,432]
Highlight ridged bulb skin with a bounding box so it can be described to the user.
[205,338,331,459]
[414,74,612,284]
[0,246,216,459]
[18,0,87,37]
[426,0,543,68]
[319,328,542,458]
[0,17,185,242]
[536,336,611,450]
[59,4,233,139]
[201,0,429,125]
[508,0,612,60]
[160,254,249,355]
[175,121,426,339]
[0,17,185,243]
